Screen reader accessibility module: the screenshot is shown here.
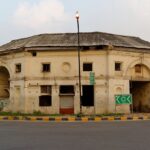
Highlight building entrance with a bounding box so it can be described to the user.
[82,85,94,106]
[0,66,10,99]
[59,85,74,114]
[130,81,150,112]
[60,95,74,114]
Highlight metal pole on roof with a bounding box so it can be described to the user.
[76,11,82,114]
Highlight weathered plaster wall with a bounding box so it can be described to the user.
[0,48,150,114]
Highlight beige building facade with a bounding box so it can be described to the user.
[0,32,150,114]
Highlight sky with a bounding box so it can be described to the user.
[0,0,150,45]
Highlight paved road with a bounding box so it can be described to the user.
[0,121,150,150]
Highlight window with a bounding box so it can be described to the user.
[59,85,74,95]
[83,63,92,71]
[39,95,51,106]
[32,52,37,57]
[42,63,50,72]
[15,64,21,73]
[41,85,51,94]
[39,85,52,107]
[135,64,142,73]
[115,62,122,71]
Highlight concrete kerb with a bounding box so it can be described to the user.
[0,115,149,122]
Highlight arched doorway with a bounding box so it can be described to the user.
[0,66,10,99]
[129,64,150,112]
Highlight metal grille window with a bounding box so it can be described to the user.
[41,85,51,94]
[39,85,52,107]
[42,64,50,72]
[83,63,92,71]
[15,64,21,73]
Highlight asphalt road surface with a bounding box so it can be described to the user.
[0,121,150,150]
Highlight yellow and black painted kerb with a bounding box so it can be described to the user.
[0,116,149,122]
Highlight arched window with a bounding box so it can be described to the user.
[135,64,142,73]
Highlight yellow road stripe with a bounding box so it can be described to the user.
[68,117,75,122]
[55,117,62,122]
[143,116,149,120]
[8,116,14,120]
[30,117,36,121]
[121,116,127,120]
[43,117,49,121]
[108,117,114,121]
[18,116,23,120]
[94,117,101,122]
[133,116,139,120]
[81,117,88,122]
[0,116,4,120]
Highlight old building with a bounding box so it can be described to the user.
[0,32,150,114]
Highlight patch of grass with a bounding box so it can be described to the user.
[0,111,65,117]
[33,111,44,116]
[76,113,84,117]
[0,111,125,117]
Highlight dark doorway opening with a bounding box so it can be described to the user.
[82,85,94,106]
[130,81,150,113]
[0,66,10,99]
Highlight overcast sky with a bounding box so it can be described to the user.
[0,0,150,45]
